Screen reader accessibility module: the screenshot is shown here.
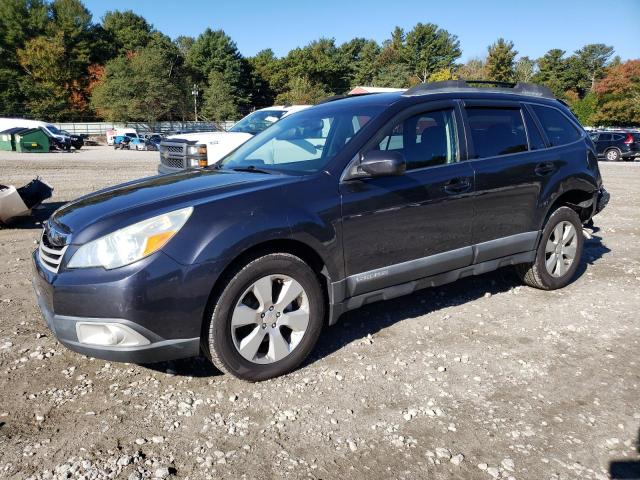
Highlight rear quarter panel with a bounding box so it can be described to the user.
[533,140,599,229]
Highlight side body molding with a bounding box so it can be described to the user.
[473,231,539,264]
[328,231,540,324]
[346,246,474,297]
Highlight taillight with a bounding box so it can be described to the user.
[624,134,633,144]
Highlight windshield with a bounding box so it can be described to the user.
[229,110,287,134]
[47,125,62,135]
[220,104,384,173]
[125,132,138,138]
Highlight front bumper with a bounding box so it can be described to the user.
[32,249,221,364]
[158,163,184,175]
[32,285,199,363]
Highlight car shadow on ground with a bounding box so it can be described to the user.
[144,233,610,378]
[609,427,640,479]
[0,201,66,230]
[309,232,610,366]
[144,355,220,378]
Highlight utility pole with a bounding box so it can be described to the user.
[191,84,199,121]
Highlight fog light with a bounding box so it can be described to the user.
[76,322,150,347]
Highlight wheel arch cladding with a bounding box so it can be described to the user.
[200,238,331,342]
[543,188,597,226]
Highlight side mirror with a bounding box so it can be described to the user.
[360,150,406,177]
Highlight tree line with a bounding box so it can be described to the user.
[1,0,638,126]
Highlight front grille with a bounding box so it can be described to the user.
[161,157,185,168]
[38,231,68,273]
[159,141,187,169]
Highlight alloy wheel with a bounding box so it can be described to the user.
[544,221,578,277]
[231,275,309,364]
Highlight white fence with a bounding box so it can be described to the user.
[52,121,235,136]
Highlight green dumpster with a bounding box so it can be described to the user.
[15,128,50,153]
[0,127,28,151]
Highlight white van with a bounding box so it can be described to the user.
[106,128,139,146]
[0,118,71,148]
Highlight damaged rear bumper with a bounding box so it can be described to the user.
[594,187,609,216]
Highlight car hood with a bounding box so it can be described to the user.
[48,169,294,245]
[169,131,253,163]
[168,131,252,143]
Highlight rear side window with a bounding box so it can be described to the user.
[598,133,612,141]
[378,109,458,170]
[466,108,528,159]
[612,133,625,141]
[531,105,581,147]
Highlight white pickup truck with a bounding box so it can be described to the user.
[157,105,310,174]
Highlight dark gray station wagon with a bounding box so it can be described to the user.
[33,80,608,381]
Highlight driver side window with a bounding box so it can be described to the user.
[377,109,458,170]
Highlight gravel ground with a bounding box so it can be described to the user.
[0,146,639,480]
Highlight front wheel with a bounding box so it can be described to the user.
[516,206,584,290]
[204,253,325,381]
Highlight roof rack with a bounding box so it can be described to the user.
[316,94,348,104]
[403,80,554,99]
[316,92,382,105]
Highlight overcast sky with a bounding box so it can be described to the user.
[83,0,640,61]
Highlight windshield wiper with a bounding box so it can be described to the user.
[230,165,272,174]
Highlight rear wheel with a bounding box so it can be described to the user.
[605,148,621,161]
[204,253,325,381]
[516,206,583,290]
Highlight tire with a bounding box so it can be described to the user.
[605,148,621,162]
[516,206,584,290]
[203,253,325,381]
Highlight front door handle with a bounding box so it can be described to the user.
[444,177,471,194]
[535,161,555,176]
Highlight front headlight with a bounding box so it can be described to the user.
[67,207,193,270]
[187,144,207,156]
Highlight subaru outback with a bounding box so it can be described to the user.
[32,80,609,381]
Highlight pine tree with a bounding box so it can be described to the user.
[486,38,518,82]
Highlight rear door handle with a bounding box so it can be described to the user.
[444,177,471,194]
[535,161,555,176]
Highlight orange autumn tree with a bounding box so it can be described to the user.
[592,60,640,126]
[69,65,103,116]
